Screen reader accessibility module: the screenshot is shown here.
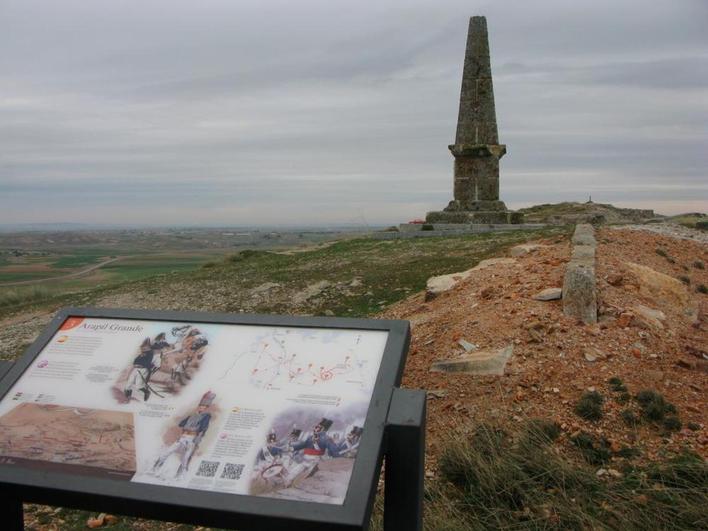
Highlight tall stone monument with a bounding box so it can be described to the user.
[426,16,521,224]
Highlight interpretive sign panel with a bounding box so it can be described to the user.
[0,308,410,531]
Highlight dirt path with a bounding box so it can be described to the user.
[0,257,126,287]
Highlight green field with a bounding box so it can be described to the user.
[50,252,110,269]
[100,255,213,281]
[0,251,224,309]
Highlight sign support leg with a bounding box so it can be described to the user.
[2,493,24,530]
[384,388,426,531]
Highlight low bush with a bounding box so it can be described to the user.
[571,431,612,465]
[574,390,604,421]
[616,391,631,404]
[608,376,628,393]
[636,389,677,422]
[0,286,52,309]
[428,422,708,531]
[663,415,682,432]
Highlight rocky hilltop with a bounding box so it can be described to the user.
[517,201,658,225]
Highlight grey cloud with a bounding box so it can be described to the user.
[0,0,706,225]
[498,56,708,90]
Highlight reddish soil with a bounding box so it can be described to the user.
[383,227,708,468]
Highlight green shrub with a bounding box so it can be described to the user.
[608,376,628,393]
[421,224,435,231]
[616,391,631,404]
[655,248,668,257]
[571,432,611,465]
[522,419,561,445]
[679,275,691,285]
[636,390,677,423]
[575,391,604,421]
[697,284,708,294]
[0,286,52,308]
[663,415,682,432]
[693,260,705,270]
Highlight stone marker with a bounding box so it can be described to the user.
[430,344,513,375]
[426,16,522,225]
[563,224,598,323]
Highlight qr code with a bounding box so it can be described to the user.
[220,463,244,480]
[196,460,219,478]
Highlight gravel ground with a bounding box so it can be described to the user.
[611,222,708,244]
[383,226,707,472]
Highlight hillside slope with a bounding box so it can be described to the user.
[3,223,706,530]
[0,227,565,360]
[385,227,706,462]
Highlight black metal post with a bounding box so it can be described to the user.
[0,360,22,529]
[384,388,426,531]
[1,491,24,530]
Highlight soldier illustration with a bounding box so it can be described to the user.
[171,354,193,386]
[181,328,208,359]
[336,425,363,457]
[165,327,207,389]
[124,332,175,401]
[152,391,215,478]
[256,430,284,464]
[283,418,345,486]
[288,427,302,445]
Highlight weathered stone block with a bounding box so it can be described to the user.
[571,224,596,246]
[533,287,562,301]
[563,264,597,323]
[571,245,595,263]
[624,261,690,308]
[563,224,598,323]
[430,344,513,375]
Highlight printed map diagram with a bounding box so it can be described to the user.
[220,328,379,392]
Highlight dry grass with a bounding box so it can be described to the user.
[418,421,708,530]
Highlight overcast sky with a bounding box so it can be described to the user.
[1,0,706,226]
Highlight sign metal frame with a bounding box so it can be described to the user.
[0,307,411,531]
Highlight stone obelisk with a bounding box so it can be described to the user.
[427,16,519,224]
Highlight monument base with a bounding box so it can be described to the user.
[426,210,524,225]
[443,199,508,212]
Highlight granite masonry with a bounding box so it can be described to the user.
[426,16,521,225]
